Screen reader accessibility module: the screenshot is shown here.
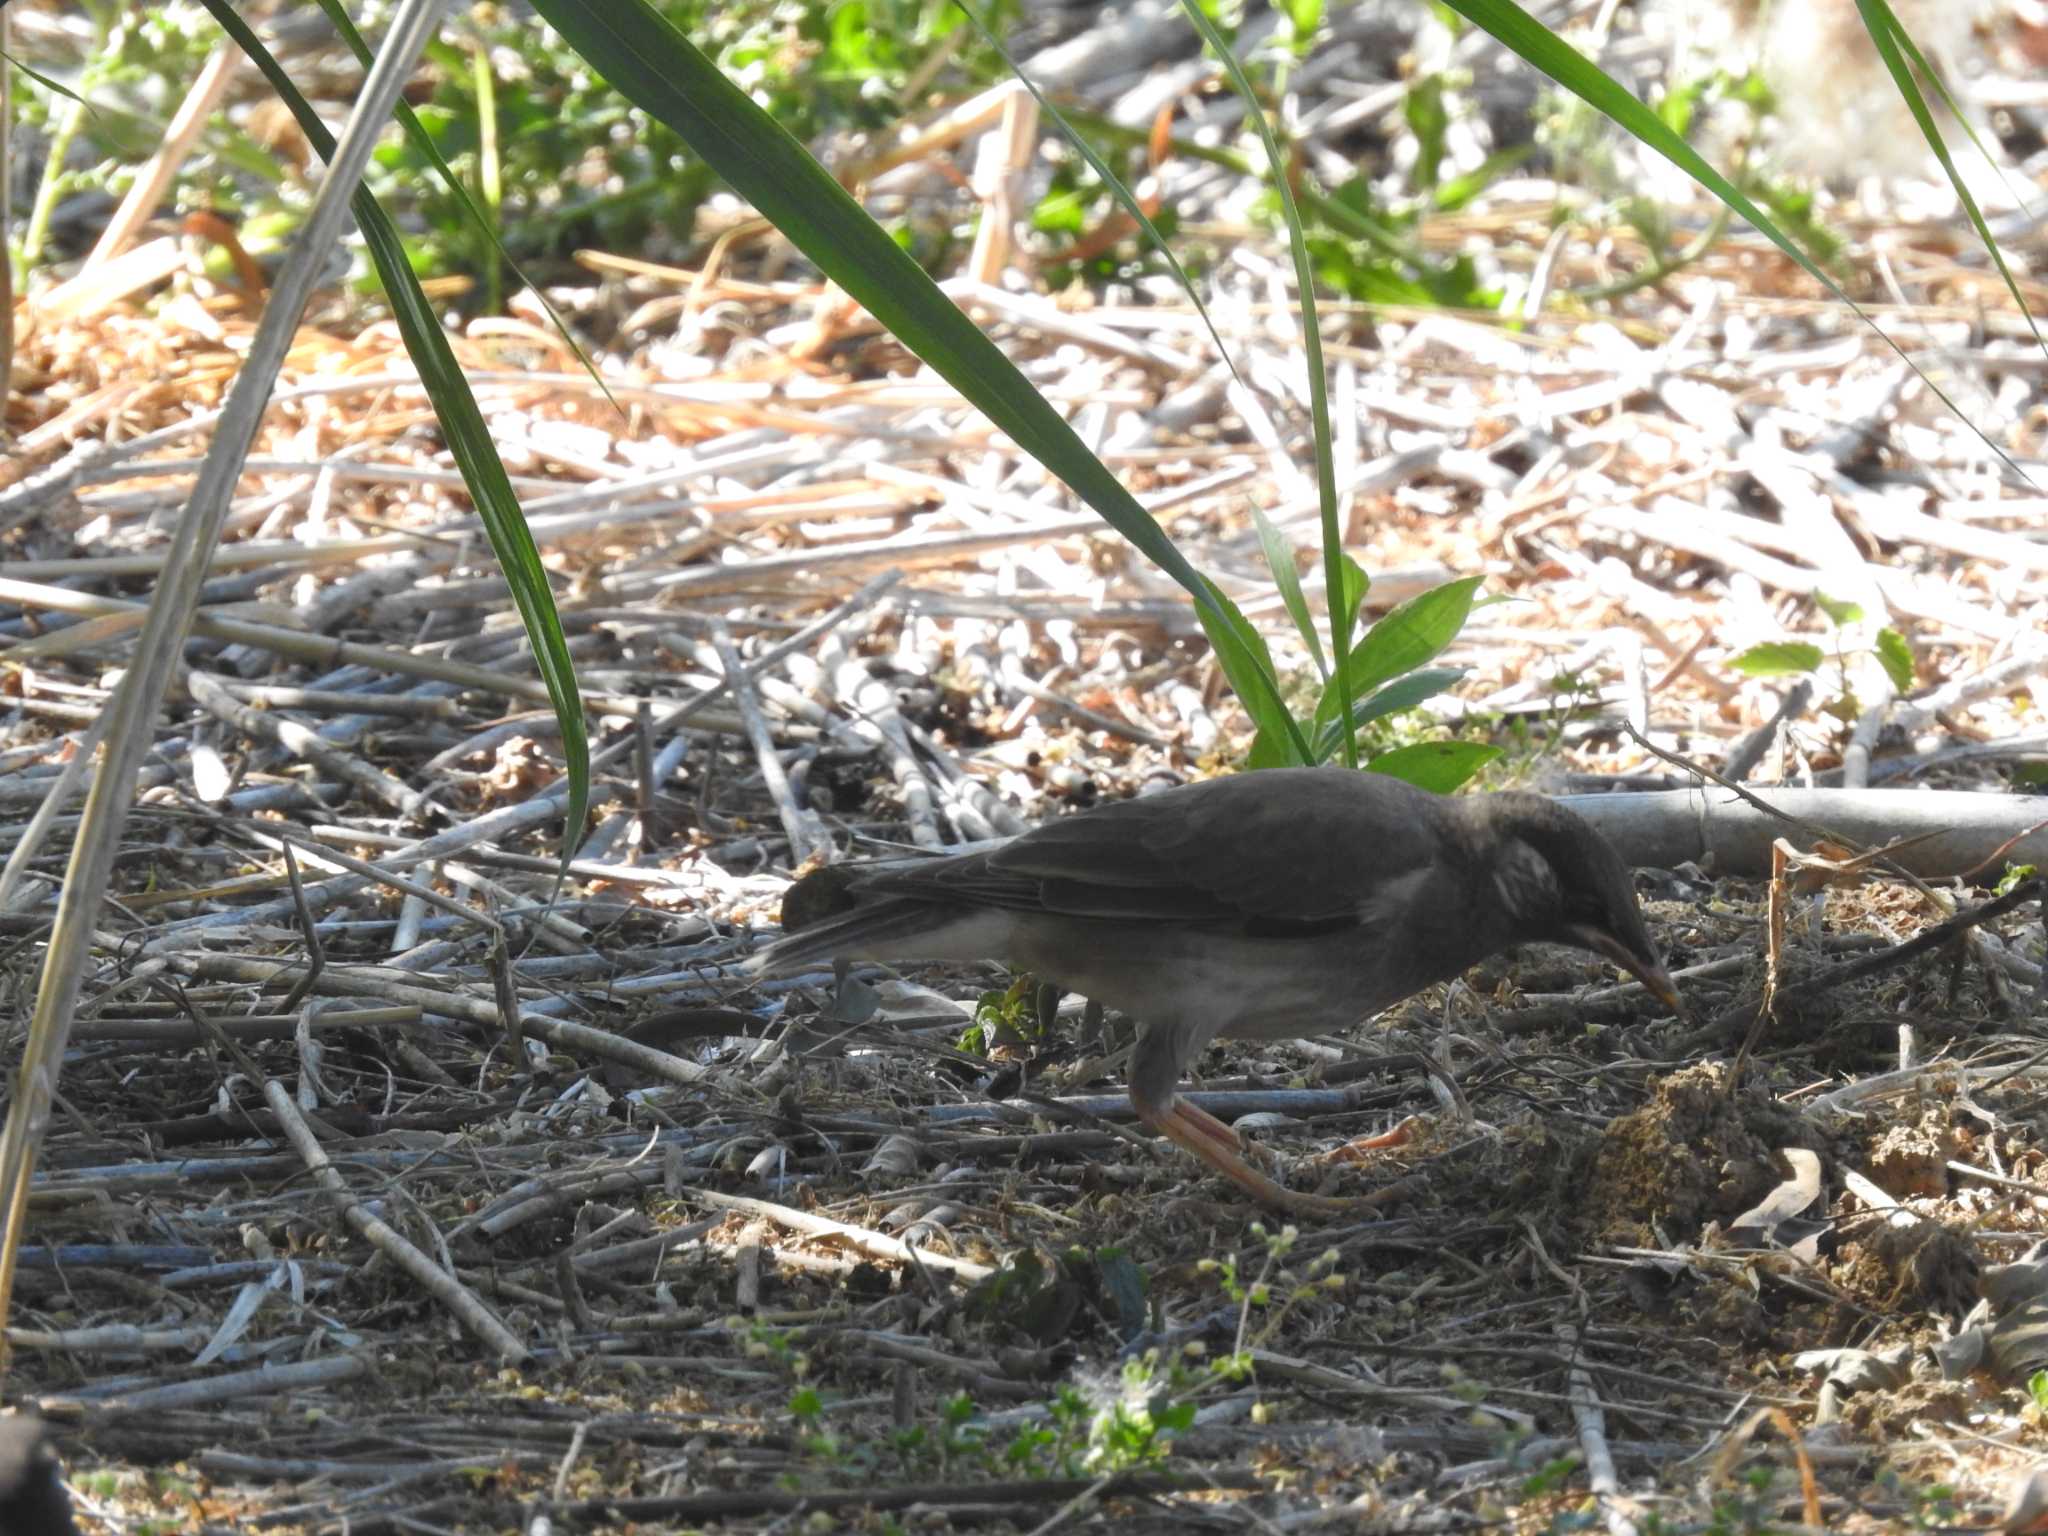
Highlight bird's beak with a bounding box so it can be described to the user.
[1570,926,1681,1012]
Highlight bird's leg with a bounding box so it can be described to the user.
[1145,1094,1378,1216]
[1162,1095,1245,1158]
[1128,1030,1389,1218]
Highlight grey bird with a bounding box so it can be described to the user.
[748,767,1678,1214]
[0,1416,77,1536]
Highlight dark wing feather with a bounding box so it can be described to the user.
[855,768,1456,926]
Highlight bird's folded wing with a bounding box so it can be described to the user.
[858,771,1450,925]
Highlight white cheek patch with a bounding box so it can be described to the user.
[1492,840,1560,923]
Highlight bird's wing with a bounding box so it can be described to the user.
[856,769,1452,926]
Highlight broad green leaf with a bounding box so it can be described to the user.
[1312,666,1466,760]
[1314,576,1481,729]
[1875,628,1916,693]
[1367,740,1502,794]
[198,0,589,863]
[1813,592,1863,627]
[1252,506,1324,680]
[1355,665,1465,726]
[1728,641,1824,677]
[1245,726,1298,770]
[530,0,1311,764]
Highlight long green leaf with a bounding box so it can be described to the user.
[953,0,1248,393]
[1312,665,1464,759]
[529,0,1311,760]
[306,0,619,410]
[1853,0,2043,355]
[198,1,589,859]
[1443,0,2028,479]
[1199,577,1310,767]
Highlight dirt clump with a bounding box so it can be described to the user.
[1579,1062,1822,1245]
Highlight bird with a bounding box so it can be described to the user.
[747,767,1678,1215]
[0,1415,77,1536]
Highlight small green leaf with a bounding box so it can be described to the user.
[1282,0,1325,40]
[1334,555,1370,634]
[1431,144,1532,212]
[1875,628,1916,693]
[1998,864,2039,897]
[1656,75,1709,137]
[1813,592,1865,627]
[1252,506,1325,679]
[1404,76,1449,192]
[1728,641,1825,677]
[1366,740,1502,794]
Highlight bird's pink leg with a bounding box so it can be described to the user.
[1128,1024,1395,1216]
[1138,1093,1396,1218]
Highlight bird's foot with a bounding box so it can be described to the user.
[1150,1097,1406,1219]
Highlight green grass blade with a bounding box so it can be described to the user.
[1853,0,2043,354]
[0,49,80,106]
[198,0,589,859]
[1174,0,1356,766]
[1252,505,1325,680]
[1199,577,1311,767]
[953,0,1248,393]
[1442,0,2030,479]
[305,0,619,410]
[529,0,1312,761]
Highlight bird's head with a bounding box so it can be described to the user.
[1482,795,1680,1011]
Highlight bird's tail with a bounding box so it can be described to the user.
[742,897,944,978]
